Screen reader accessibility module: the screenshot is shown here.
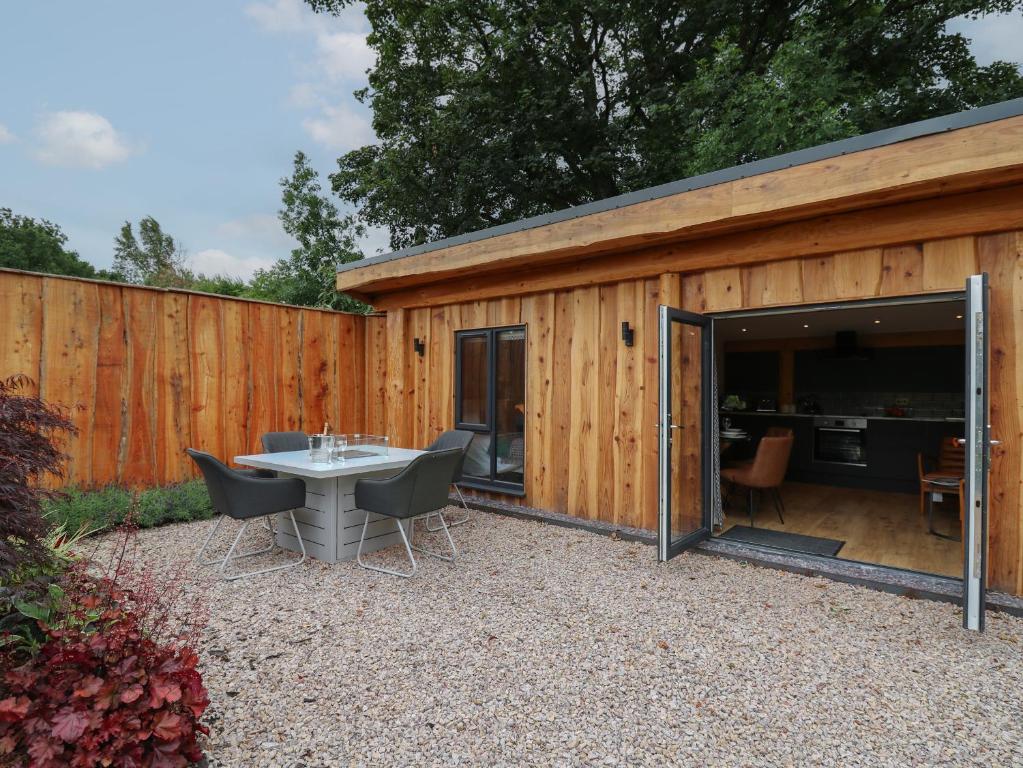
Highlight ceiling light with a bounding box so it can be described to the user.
[802,324,809,329]
[741,328,747,332]
[956,314,963,319]
[873,319,881,324]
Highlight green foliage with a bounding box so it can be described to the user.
[112,216,193,288]
[308,0,1023,250]
[0,208,102,278]
[248,151,370,312]
[133,482,217,528]
[41,481,214,535]
[189,273,250,297]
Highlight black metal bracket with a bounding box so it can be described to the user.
[413,337,426,357]
[621,321,634,347]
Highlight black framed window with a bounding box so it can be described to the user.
[455,325,526,494]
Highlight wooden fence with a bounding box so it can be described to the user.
[0,269,386,488]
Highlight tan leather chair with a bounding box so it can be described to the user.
[766,426,793,438]
[721,434,794,527]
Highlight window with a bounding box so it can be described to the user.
[455,326,526,493]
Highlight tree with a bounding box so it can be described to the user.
[113,216,193,288]
[248,151,369,312]
[307,0,1023,250]
[0,208,101,279]
[0,374,76,572]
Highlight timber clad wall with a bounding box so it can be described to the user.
[374,228,1023,596]
[0,270,385,488]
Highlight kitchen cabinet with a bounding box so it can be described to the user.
[720,412,964,494]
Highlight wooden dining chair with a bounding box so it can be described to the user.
[919,436,966,540]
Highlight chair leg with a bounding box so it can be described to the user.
[412,510,457,562]
[197,514,276,567]
[747,487,756,528]
[425,484,472,531]
[357,512,418,578]
[215,511,307,581]
[773,488,785,525]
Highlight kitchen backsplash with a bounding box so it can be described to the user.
[797,391,964,418]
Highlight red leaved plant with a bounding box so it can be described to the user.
[0,531,210,767]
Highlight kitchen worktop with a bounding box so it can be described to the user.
[719,410,964,423]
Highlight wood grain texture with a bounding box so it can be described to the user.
[0,273,43,393]
[92,284,127,486]
[339,116,1023,295]
[0,272,372,487]
[121,289,158,485]
[978,230,1023,594]
[156,293,190,483]
[369,185,1023,310]
[40,278,100,486]
[922,237,978,290]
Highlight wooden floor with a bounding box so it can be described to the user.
[720,482,963,578]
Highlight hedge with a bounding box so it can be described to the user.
[43,480,216,535]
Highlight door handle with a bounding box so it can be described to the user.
[956,437,1001,446]
[670,424,682,430]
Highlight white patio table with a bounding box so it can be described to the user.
[233,448,425,563]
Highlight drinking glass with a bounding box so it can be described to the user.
[336,434,348,463]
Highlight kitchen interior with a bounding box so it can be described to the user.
[714,298,966,578]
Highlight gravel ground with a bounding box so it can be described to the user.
[93,511,1023,767]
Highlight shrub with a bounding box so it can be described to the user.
[135,483,215,529]
[41,486,133,536]
[42,481,214,535]
[0,374,76,573]
[0,538,210,767]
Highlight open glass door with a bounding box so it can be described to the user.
[658,305,713,561]
[963,273,991,631]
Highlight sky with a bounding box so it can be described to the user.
[0,2,1021,281]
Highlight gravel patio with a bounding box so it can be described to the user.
[98,510,1023,767]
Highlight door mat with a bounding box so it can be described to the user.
[718,526,845,557]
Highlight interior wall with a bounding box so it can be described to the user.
[370,229,1023,595]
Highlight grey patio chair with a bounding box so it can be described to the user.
[187,448,307,581]
[422,429,475,531]
[261,431,309,453]
[354,447,463,578]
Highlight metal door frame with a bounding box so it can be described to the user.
[658,305,714,561]
[963,273,990,632]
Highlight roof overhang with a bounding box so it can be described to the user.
[337,99,1023,302]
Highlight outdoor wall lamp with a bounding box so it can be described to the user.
[413,337,426,357]
[621,322,634,347]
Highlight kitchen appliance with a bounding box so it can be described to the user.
[755,398,777,412]
[813,417,867,466]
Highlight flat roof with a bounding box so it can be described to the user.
[338,97,1023,278]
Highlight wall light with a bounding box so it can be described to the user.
[621,322,634,347]
[413,337,426,357]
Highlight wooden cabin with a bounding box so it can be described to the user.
[337,99,1023,624]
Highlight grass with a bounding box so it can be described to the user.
[43,480,216,535]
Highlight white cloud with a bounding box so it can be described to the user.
[316,31,375,80]
[191,248,277,280]
[34,111,138,169]
[302,103,375,151]
[216,213,292,246]
[947,11,1023,67]
[244,0,316,34]
[244,0,377,150]
[0,124,14,144]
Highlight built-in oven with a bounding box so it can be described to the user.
[813,417,867,467]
